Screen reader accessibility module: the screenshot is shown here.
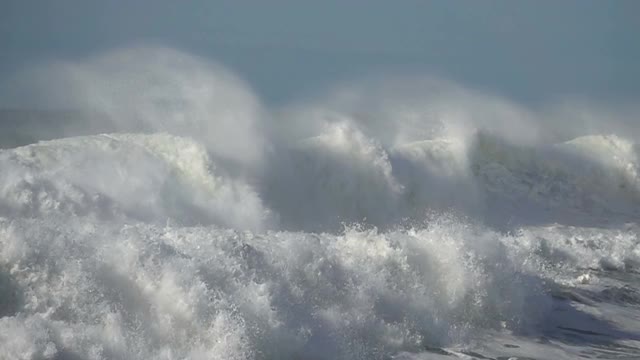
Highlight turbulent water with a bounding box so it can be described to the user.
[0,48,639,360]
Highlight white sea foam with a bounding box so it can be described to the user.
[0,216,555,360]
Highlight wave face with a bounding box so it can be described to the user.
[1,47,639,360]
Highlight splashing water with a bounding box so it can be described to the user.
[0,47,639,360]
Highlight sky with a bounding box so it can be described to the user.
[1,0,639,105]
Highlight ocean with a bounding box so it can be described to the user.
[0,47,639,360]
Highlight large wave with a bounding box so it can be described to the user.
[0,47,639,359]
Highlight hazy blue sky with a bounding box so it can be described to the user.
[2,0,639,104]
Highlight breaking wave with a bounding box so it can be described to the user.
[0,47,639,359]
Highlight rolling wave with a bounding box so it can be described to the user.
[0,47,639,359]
